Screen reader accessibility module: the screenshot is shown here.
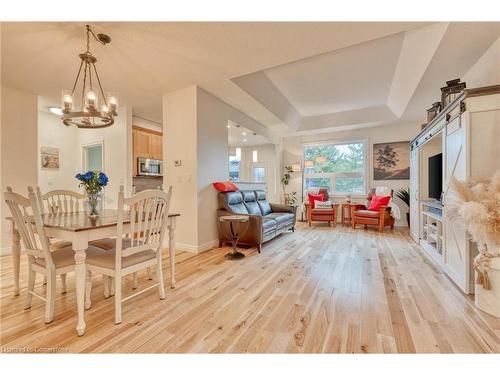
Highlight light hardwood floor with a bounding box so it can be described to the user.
[1,224,499,353]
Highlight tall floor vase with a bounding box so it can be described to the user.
[475,244,500,318]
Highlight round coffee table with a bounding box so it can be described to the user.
[219,215,249,260]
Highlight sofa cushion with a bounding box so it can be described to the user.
[262,217,277,233]
[242,190,262,215]
[308,193,324,208]
[212,181,239,192]
[265,212,295,228]
[256,190,272,215]
[219,191,249,214]
[314,200,332,209]
[354,209,380,218]
[311,208,336,215]
[367,195,391,211]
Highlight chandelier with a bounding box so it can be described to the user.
[61,25,118,128]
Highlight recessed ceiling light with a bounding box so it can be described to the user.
[49,107,63,116]
[242,132,247,136]
[243,138,247,142]
[226,124,230,128]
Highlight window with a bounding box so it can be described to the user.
[83,142,103,172]
[252,150,258,163]
[251,166,265,183]
[303,141,366,195]
[229,156,240,181]
[228,147,241,182]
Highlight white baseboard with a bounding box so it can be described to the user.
[176,239,219,254]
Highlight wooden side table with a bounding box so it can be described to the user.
[341,203,352,226]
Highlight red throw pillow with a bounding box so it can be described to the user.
[367,195,391,211]
[212,181,239,192]
[308,193,324,209]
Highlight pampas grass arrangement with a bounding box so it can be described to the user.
[447,171,500,290]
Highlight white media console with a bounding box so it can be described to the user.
[409,85,500,294]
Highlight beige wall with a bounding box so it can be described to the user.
[196,89,230,249]
[77,106,133,207]
[163,86,199,251]
[38,96,79,192]
[36,98,132,207]
[1,85,38,252]
[463,36,500,88]
[282,122,422,226]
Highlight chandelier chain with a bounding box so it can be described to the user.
[81,63,88,111]
[71,60,84,95]
[93,64,108,107]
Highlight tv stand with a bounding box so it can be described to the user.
[409,84,500,294]
[420,201,443,265]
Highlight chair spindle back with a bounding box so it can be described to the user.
[37,188,85,215]
[4,187,53,264]
[115,186,172,268]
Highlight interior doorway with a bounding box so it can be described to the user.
[82,141,104,172]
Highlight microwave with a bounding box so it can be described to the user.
[137,157,163,177]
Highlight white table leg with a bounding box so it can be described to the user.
[168,216,177,289]
[73,236,88,336]
[11,224,21,296]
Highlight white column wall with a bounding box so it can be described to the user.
[163,86,199,251]
[163,86,274,253]
[1,85,38,253]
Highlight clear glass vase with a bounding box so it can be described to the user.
[84,192,102,217]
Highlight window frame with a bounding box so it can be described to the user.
[228,155,240,182]
[302,138,368,197]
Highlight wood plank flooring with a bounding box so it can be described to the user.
[1,224,499,353]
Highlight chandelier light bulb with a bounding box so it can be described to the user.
[85,88,98,109]
[106,92,118,115]
[61,90,74,112]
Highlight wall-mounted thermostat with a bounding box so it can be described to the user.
[174,160,182,166]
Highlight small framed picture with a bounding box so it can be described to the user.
[41,146,59,169]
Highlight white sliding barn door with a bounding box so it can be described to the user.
[443,117,470,293]
[409,147,420,242]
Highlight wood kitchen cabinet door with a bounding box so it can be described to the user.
[150,134,163,160]
[134,130,151,158]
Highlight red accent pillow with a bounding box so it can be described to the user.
[367,195,391,211]
[212,181,239,192]
[308,193,325,209]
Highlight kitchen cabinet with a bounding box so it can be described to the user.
[134,131,151,158]
[132,127,163,176]
[150,134,163,160]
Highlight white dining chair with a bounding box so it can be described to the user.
[36,188,87,289]
[85,185,172,324]
[37,187,117,293]
[4,186,104,323]
[36,187,85,215]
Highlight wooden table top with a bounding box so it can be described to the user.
[6,209,180,233]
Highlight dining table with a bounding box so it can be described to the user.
[6,209,180,336]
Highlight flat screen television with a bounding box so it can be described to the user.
[428,153,443,200]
